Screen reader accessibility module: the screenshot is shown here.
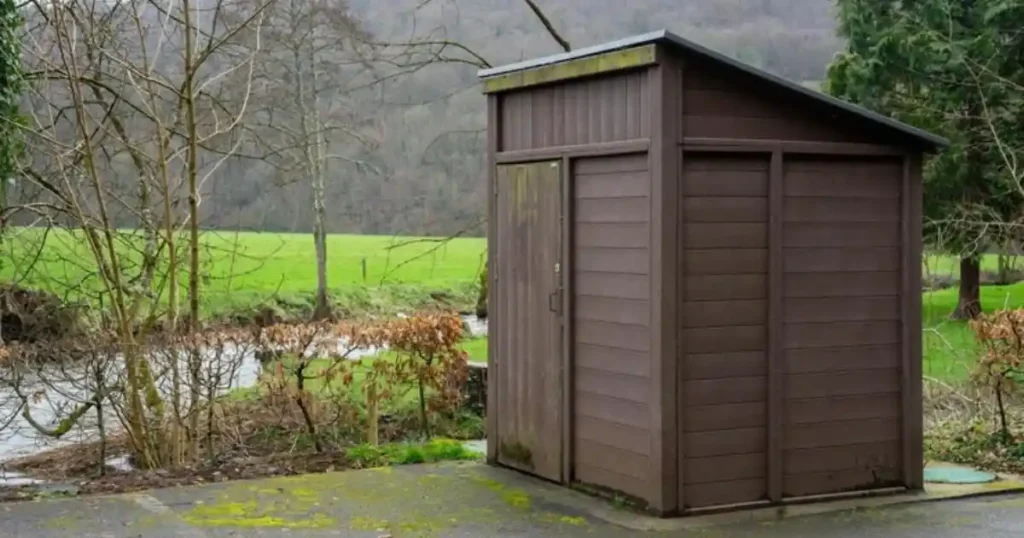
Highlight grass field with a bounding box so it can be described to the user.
[1,228,487,317]
[4,227,1024,381]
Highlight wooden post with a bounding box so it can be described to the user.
[367,381,379,446]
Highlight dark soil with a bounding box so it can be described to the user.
[3,440,351,501]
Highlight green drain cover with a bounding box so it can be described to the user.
[924,466,997,484]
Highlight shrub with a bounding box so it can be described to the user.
[970,309,1024,443]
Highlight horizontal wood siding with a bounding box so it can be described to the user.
[572,153,653,500]
[680,152,770,508]
[781,156,905,498]
[680,56,903,145]
[500,70,650,151]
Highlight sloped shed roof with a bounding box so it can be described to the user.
[479,29,948,150]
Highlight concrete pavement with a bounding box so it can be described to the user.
[3,462,1024,537]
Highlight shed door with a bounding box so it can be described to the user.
[494,161,563,482]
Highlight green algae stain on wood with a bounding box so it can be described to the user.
[483,45,657,93]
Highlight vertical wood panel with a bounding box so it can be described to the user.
[562,156,573,484]
[649,55,680,514]
[781,155,906,499]
[572,153,653,507]
[495,162,563,481]
[903,154,924,489]
[767,149,783,502]
[499,70,650,151]
[486,95,499,464]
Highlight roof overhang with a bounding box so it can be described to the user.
[479,30,949,151]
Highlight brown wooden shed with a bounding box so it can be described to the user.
[480,30,947,517]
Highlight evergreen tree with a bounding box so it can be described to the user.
[827,0,1024,319]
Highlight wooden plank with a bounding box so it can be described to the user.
[575,169,651,198]
[684,376,767,406]
[576,367,651,404]
[785,345,901,374]
[686,427,765,458]
[786,369,901,399]
[576,463,649,499]
[683,115,856,143]
[682,299,766,328]
[683,248,767,275]
[576,152,649,174]
[784,247,900,273]
[784,171,900,199]
[784,197,900,223]
[576,247,650,275]
[575,197,649,224]
[486,94,499,464]
[681,138,906,157]
[576,222,649,248]
[575,344,651,377]
[783,222,900,247]
[684,402,766,432]
[784,466,902,498]
[576,416,651,456]
[784,296,901,323]
[483,44,656,92]
[575,392,651,428]
[767,148,784,503]
[575,296,651,325]
[575,320,650,352]
[686,223,767,249]
[683,169,769,197]
[683,87,783,119]
[785,441,901,475]
[786,394,902,425]
[650,57,681,514]
[683,325,766,354]
[685,275,766,301]
[904,154,925,490]
[785,418,900,450]
[785,321,901,349]
[682,153,770,171]
[683,197,767,223]
[784,272,900,298]
[683,479,767,509]
[561,155,572,485]
[685,453,766,485]
[575,439,650,480]
[686,351,767,380]
[493,161,563,481]
[575,272,650,300]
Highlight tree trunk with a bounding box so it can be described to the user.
[311,200,331,320]
[951,256,983,320]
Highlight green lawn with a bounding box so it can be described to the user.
[923,282,1024,380]
[1,228,487,316]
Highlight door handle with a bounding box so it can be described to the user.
[549,289,562,313]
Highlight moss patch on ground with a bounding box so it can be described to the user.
[173,463,587,535]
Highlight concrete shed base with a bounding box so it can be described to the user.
[476,461,1024,531]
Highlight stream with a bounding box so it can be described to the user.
[0,315,487,483]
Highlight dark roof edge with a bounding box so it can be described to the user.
[478,29,949,149]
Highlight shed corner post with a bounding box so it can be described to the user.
[648,46,682,516]
[486,92,500,466]
[902,151,925,490]
[767,147,784,503]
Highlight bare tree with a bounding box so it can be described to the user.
[14,0,272,467]
[240,0,380,320]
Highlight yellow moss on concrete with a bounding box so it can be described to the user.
[181,478,338,529]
